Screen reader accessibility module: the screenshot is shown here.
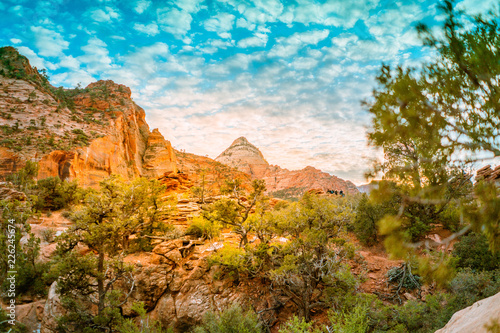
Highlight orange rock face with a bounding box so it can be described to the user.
[215,137,359,199]
[34,82,178,187]
[0,49,177,186]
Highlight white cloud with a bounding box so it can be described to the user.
[236,18,256,31]
[268,30,330,57]
[51,70,95,88]
[279,0,379,29]
[78,37,113,73]
[292,57,318,70]
[204,12,235,38]
[237,33,268,48]
[457,0,498,15]
[59,55,80,70]
[125,42,169,76]
[10,38,22,44]
[89,6,120,22]
[16,46,57,70]
[30,26,69,57]
[134,0,151,14]
[133,22,160,36]
[157,7,192,36]
[173,0,204,14]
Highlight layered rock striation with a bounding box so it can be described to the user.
[215,137,358,198]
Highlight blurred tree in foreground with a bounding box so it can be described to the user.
[366,0,500,281]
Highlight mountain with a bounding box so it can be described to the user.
[215,136,358,199]
[215,136,269,178]
[0,46,177,187]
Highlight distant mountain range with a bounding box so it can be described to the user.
[215,136,358,199]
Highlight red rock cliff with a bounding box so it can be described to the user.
[0,47,176,186]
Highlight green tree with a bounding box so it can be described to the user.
[203,179,267,247]
[365,1,500,272]
[50,175,174,331]
[267,193,357,322]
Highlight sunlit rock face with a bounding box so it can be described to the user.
[435,291,500,333]
[215,136,270,179]
[0,47,177,186]
[215,137,359,198]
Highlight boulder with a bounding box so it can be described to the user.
[435,291,500,333]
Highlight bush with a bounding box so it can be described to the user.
[453,232,500,271]
[278,316,317,333]
[41,228,56,243]
[192,304,263,333]
[328,302,370,333]
[185,216,221,240]
[35,177,80,211]
[353,193,399,246]
[208,246,252,276]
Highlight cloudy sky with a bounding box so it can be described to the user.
[0,0,495,184]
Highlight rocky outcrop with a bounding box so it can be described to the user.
[0,182,27,201]
[143,129,177,178]
[15,300,45,333]
[435,291,500,333]
[0,47,177,186]
[38,238,282,332]
[476,165,500,183]
[215,137,358,199]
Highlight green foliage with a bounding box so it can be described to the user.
[41,228,57,243]
[278,316,318,333]
[4,160,38,191]
[365,0,499,278]
[453,232,500,271]
[0,199,49,298]
[118,302,173,333]
[208,246,253,278]
[34,176,80,211]
[354,192,399,246]
[192,304,264,333]
[267,193,357,322]
[50,175,175,330]
[203,179,267,247]
[185,216,221,240]
[0,307,28,332]
[328,302,370,333]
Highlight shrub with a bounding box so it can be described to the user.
[192,304,263,333]
[278,316,318,333]
[353,193,399,246]
[185,216,221,240]
[41,228,56,243]
[208,246,252,276]
[328,302,370,333]
[35,177,80,211]
[453,232,500,271]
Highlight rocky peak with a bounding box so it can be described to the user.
[215,137,269,177]
[0,46,47,84]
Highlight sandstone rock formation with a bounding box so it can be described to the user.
[215,137,358,199]
[435,291,500,333]
[216,137,270,178]
[476,164,500,184]
[0,47,177,187]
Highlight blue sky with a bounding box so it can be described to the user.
[0,0,496,184]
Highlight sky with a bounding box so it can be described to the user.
[0,0,497,185]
